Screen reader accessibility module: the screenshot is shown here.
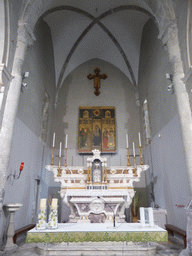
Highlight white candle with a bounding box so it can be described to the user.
[52,133,55,147]
[59,142,62,157]
[126,134,129,148]
[40,198,46,210]
[138,132,141,147]
[51,198,58,210]
[133,142,135,157]
[65,134,68,149]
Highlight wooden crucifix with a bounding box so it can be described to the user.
[87,67,107,96]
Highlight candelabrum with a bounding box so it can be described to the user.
[139,146,144,165]
[51,147,55,165]
[133,156,138,177]
[105,166,108,183]
[87,166,90,184]
[57,156,61,177]
[64,148,67,167]
[127,147,131,166]
[102,165,105,183]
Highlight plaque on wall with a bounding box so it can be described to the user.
[78,107,116,153]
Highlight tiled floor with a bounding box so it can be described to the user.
[0,234,185,255]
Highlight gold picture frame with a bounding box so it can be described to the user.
[78,107,116,153]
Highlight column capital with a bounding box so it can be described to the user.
[158,20,178,46]
[17,20,36,46]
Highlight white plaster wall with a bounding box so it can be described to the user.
[2,20,56,230]
[144,115,190,230]
[3,117,52,229]
[139,19,190,230]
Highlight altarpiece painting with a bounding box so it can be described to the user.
[78,107,116,153]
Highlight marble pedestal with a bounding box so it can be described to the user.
[3,203,22,251]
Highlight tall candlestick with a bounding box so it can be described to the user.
[65,134,68,149]
[138,132,141,147]
[52,133,55,147]
[133,142,135,157]
[126,134,129,148]
[59,142,62,157]
[127,147,131,166]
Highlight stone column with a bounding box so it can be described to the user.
[0,20,35,247]
[161,23,192,195]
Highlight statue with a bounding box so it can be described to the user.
[87,67,107,96]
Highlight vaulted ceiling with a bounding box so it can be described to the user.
[22,0,175,89]
[42,6,150,88]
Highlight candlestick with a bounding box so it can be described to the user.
[105,164,107,183]
[139,146,144,165]
[87,164,90,184]
[102,164,104,183]
[138,132,141,147]
[126,134,129,148]
[132,142,135,157]
[133,155,137,177]
[64,147,67,167]
[127,147,131,166]
[57,156,61,177]
[65,134,68,149]
[51,146,55,165]
[59,142,62,158]
[52,133,55,147]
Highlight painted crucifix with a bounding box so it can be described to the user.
[87,67,107,96]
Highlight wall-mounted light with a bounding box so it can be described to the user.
[166,73,174,94]
[7,162,24,181]
[21,72,29,92]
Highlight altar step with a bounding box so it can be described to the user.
[36,241,157,256]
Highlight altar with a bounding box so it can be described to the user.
[46,149,149,224]
[26,150,168,255]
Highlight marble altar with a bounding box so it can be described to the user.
[46,149,149,224]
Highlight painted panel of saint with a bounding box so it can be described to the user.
[92,120,102,150]
[101,109,116,152]
[78,107,116,153]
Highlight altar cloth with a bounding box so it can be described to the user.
[26,223,167,243]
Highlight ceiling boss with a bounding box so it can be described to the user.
[87,68,107,96]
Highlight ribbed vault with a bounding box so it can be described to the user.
[18,0,176,90]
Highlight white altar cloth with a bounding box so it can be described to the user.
[28,222,166,233]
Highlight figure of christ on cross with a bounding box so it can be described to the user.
[87,67,107,96]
